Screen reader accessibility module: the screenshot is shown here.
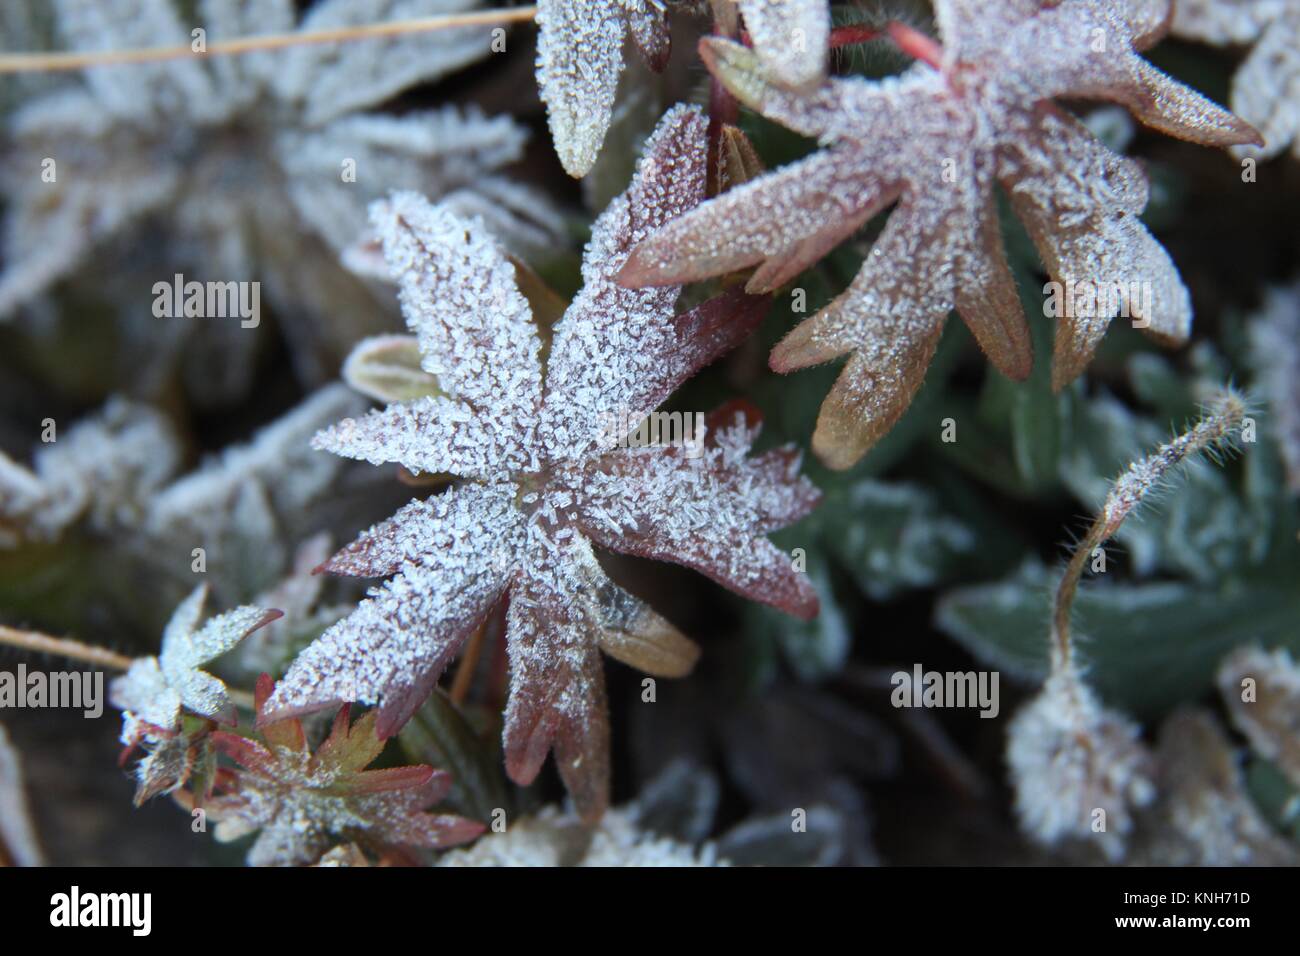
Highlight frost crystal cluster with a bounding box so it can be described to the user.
[1007,665,1155,861]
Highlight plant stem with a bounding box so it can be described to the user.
[1050,519,1105,673]
[449,623,486,707]
[886,22,945,69]
[706,1,741,197]
[0,625,133,670]
[1048,391,1247,674]
[828,24,883,49]
[0,7,537,74]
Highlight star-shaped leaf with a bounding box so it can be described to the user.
[111,584,281,732]
[196,675,483,866]
[621,0,1259,468]
[266,105,819,819]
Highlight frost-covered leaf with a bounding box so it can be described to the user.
[1172,0,1288,44]
[273,0,494,126]
[1133,709,1297,866]
[817,478,977,598]
[1173,0,1300,159]
[0,724,44,866]
[535,0,672,177]
[110,584,281,732]
[1249,283,1300,492]
[1218,645,1300,791]
[0,397,179,548]
[269,107,818,820]
[622,1,1258,467]
[0,1,559,390]
[50,0,216,123]
[140,385,367,602]
[437,805,726,866]
[738,0,830,90]
[198,675,483,866]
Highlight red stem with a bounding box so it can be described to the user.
[828,24,882,49]
[738,20,943,67]
[886,21,945,69]
[706,10,741,197]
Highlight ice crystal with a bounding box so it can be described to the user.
[268,106,819,819]
[0,397,179,548]
[110,584,281,735]
[198,675,482,867]
[622,0,1259,467]
[437,805,726,866]
[1173,0,1300,159]
[535,0,673,177]
[1006,663,1155,862]
[0,0,558,380]
[738,0,830,90]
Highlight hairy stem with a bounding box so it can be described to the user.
[1050,391,1247,672]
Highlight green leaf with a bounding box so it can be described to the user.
[397,691,507,824]
[814,479,978,600]
[935,562,1300,720]
[1244,759,1300,844]
[745,557,849,681]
